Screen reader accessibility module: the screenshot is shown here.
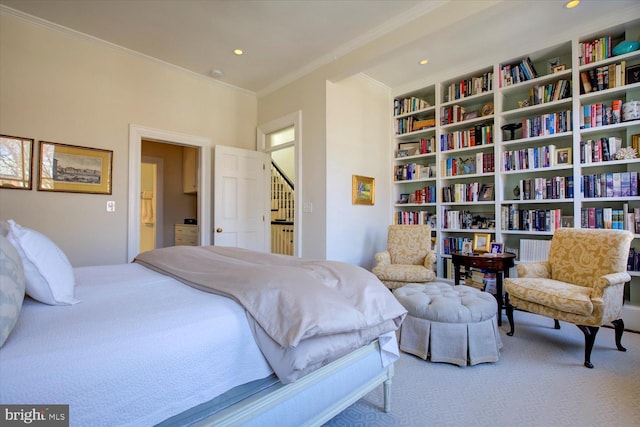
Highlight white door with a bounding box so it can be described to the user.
[213,145,270,251]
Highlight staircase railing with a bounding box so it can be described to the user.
[271,162,294,255]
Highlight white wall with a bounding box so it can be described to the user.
[0,12,257,266]
[325,75,391,268]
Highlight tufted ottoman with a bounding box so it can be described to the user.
[395,282,503,366]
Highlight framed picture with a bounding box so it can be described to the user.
[478,183,494,201]
[490,242,504,254]
[555,147,572,165]
[626,64,640,85]
[473,233,491,253]
[552,64,567,73]
[352,175,374,205]
[38,141,113,194]
[505,247,520,260]
[462,240,473,255]
[0,135,34,190]
[396,149,409,158]
[398,193,410,204]
[398,142,420,156]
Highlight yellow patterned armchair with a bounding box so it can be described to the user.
[372,225,436,290]
[504,228,633,368]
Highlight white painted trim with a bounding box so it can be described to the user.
[128,124,212,262]
[257,111,302,257]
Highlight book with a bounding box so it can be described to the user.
[580,71,592,94]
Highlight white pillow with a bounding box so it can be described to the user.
[0,234,25,347]
[7,220,78,305]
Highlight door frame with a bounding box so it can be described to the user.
[257,111,302,257]
[128,124,211,262]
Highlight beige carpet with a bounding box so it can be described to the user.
[325,310,640,427]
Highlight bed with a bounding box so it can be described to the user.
[0,220,406,426]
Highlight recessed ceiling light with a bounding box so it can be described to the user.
[233,49,244,56]
[564,0,579,9]
[419,59,429,65]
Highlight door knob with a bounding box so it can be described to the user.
[216,228,223,233]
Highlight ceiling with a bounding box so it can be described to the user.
[1,0,639,96]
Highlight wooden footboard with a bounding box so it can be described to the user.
[193,340,393,427]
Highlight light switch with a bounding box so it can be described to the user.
[106,201,116,212]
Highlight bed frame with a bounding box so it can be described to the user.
[177,340,393,426]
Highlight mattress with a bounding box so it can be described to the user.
[0,263,273,427]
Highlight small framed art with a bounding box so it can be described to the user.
[352,175,375,205]
[555,147,572,165]
[490,242,504,254]
[552,64,567,73]
[0,135,34,190]
[478,183,494,201]
[38,141,113,194]
[626,64,640,85]
[473,233,491,253]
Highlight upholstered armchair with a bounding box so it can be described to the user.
[372,225,436,290]
[504,228,633,368]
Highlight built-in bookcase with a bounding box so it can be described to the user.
[390,18,640,330]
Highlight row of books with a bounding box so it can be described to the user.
[394,210,436,226]
[528,80,571,105]
[501,205,563,232]
[442,182,494,203]
[581,172,639,198]
[580,100,622,129]
[502,144,557,171]
[628,247,640,271]
[578,35,613,66]
[395,137,436,157]
[442,237,473,255]
[521,110,572,138]
[393,97,431,116]
[440,124,494,151]
[501,56,539,87]
[395,116,435,134]
[462,268,497,294]
[441,209,494,230]
[393,163,433,181]
[519,239,551,262]
[580,61,627,94]
[579,137,623,163]
[440,105,467,125]
[398,185,436,205]
[580,206,639,232]
[443,72,493,102]
[516,176,574,201]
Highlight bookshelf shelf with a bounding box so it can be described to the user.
[389,18,640,325]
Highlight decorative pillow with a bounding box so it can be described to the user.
[0,234,25,347]
[6,220,78,305]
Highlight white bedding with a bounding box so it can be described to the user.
[0,263,273,427]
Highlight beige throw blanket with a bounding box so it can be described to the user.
[134,246,406,382]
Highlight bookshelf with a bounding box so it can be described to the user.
[389,18,640,330]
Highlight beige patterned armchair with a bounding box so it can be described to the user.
[504,228,633,368]
[372,225,436,290]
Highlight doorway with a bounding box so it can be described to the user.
[257,111,301,257]
[128,124,211,262]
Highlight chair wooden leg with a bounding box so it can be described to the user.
[577,325,599,369]
[505,293,515,336]
[554,319,560,329]
[612,319,627,352]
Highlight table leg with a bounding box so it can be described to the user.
[454,263,461,286]
[496,270,503,326]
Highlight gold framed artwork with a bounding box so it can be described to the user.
[473,233,491,253]
[555,147,572,165]
[0,135,34,190]
[352,175,375,205]
[38,141,113,194]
